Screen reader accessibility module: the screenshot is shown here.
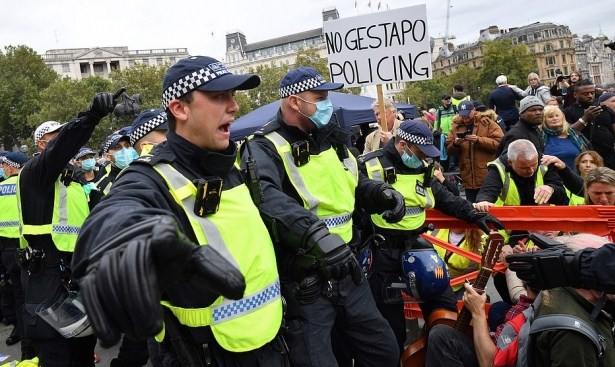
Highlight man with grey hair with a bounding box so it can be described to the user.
[363,97,402,153]
[488,75,524,132]
[475,139,567,211]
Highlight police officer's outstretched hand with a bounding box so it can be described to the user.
[86,87,125,120]
[78,216,245,347]
[378,184,405,223]
[304,221,362,285]
[468,210,505,234]
[506,246,582,290]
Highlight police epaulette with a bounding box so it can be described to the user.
[357,150,382,164]
[251,118,278,137]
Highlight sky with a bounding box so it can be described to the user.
[0,0,613,61]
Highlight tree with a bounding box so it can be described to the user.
[397,74,450,110]
[0,45,57,150]
[109,63,168,109]
[479,39,536,100]
[246,63,290,110]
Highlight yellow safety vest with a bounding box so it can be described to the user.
[153,163,282,352]
[264,132,358,242]
[363,156,434,231]
[567,188,585,206]
[18,177,90,252]
[487,159,547,206]
[0,176,21,238]
[431,228,483,292]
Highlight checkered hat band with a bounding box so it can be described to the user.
[162,66,229,108]
[35,126,59,142]
[397,129,432,145]
[279,77,326,98]
[130,113,167,145]
[2,158,20,168]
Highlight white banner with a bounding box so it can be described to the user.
[323,4,432,87]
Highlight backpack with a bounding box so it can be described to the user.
[492,294,606,367]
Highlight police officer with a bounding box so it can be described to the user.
[72,55,286,366]
[0,152,33,359]
[73,147,98,183]
[241,66,406,367]
[357,120,503,355]
[129,108,169,156]
[17,91,120,367]
[94,133,137,195]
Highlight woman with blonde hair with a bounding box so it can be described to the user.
[518,72,552,104]
[542,105,589,168]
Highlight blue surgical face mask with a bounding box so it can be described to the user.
[81,158,96,171]
[296,96,334,128]
[401,149,424,169]
[113,148,136,169]
[0,168,6,180]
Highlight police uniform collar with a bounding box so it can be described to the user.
[167,131,237,177]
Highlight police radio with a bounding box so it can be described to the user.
[193,178,223,217]
[243,141,264,206]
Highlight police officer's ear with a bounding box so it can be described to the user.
[167,99,188,122]
[287,95,301,112]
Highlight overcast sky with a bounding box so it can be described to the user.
[1,0,613,61]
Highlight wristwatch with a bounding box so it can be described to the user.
[578,117,587,127]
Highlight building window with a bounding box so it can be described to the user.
[544,43,554,52]
[563,66,569,75]
[62,63,70,73]
[562,54,566,63]
[156,58,163,66]
[546,56,556,65]
[169,57,176,63]
[547,69,556,78]
[559,41,564,49]
[142,58,149,65]
[534,32,541,40]
[128,60,134,67]
[518,35,527,43]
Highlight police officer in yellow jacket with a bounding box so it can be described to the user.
[241,66,408,367]
[17,91,120,367]
[357,120,503,355]
[0,152,33,359]
[72,56,286,366]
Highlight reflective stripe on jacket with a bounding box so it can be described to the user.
[363,156,434,231]
[153,163,282,352]
[265,131,358,243]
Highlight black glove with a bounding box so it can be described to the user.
[87,87,125,119]
[304,221,362,285]
[77,216,245,347]
[277,252,318,282]
[379,185,405,223]
[506,246,581,290]
[468,210,505,234]
[294,275,323,305]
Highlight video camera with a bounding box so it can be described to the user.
[555,68,570,82]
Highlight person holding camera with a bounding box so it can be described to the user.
[551,70,581,109]
[446,101,504,203]
[564,79,615,169]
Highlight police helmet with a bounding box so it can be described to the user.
[401,248,450,302]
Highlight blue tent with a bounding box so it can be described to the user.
[231,92,416,141]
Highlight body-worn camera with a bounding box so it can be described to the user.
[193,177,223,217]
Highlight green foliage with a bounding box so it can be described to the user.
[0,45,57,150]
[397,38,536,108]
[244,63,290,111]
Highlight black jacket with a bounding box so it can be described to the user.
[242,111,390,251]
[564,102,615,169]
[19,112,101,306]
[73,131,243,344]
[488,86,523,125]
[357,140,476,236]
[476,154,567,205]
[497,118,544,156]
